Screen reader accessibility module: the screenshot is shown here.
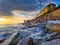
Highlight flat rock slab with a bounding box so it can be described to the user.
[39,39,60,45]
[0,31,19,45]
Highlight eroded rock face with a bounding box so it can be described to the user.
[39,39,60,45]
[46,20,60,34]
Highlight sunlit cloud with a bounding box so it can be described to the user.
[12,10,39,20]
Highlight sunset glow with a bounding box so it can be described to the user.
[0,18,4,21]
[0,15,27,24]
[0,17,13,24]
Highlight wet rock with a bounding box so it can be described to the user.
[46,20,60,34]
[39,39,60,45]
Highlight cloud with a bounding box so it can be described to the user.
[0,0,40,16]
[12,10,38,20]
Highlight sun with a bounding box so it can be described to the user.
[0,18,4,21]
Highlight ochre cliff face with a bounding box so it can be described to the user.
[25,4,60,25]
[44,7,60,20]
[36,4,56,18]
[31,4,56,24]
[32,6,60,24]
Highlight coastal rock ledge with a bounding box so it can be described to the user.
[39,39,60,45]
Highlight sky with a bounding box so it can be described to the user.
[0,0,60,24]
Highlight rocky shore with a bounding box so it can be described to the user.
[18,23,60,45]
[39,39,60,45]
